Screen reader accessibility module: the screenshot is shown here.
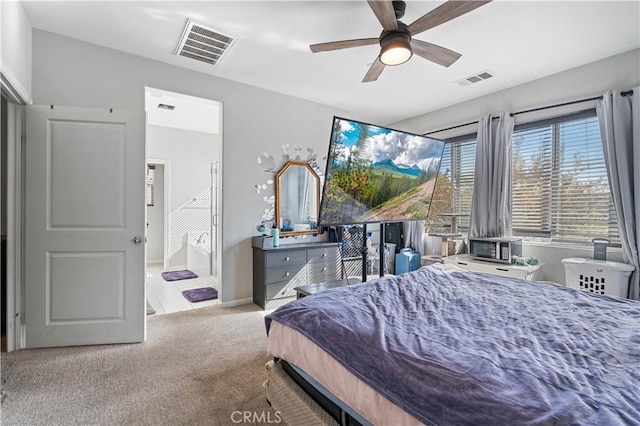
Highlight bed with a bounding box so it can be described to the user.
[264,263,640,425]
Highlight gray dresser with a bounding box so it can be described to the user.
[253,242,342,309]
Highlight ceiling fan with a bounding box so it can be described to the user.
[310,0,492,82]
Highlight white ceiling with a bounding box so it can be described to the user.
[145,87,221,134]
[22,1,640,125]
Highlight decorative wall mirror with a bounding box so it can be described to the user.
[275,161,321,236]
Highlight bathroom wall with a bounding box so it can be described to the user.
[147,125,219,269]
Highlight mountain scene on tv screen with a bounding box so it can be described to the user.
[320,118,444,225]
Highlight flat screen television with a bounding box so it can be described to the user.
[318,116,445,226]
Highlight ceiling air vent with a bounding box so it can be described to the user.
[455,70,495,87]
[175,20,235,66]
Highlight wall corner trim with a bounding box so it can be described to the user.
[0,63,33,104]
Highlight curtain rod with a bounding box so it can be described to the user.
[424,89,634,136]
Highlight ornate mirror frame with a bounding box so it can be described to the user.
[274,160,321,237]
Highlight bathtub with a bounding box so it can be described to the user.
[187,232,211,277]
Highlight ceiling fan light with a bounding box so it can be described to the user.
[380,33,412,66]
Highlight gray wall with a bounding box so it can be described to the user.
[392,49,640,137]
[31,29,347,305]
[393,49,639,284]
[27,30,639,293]
[0,1,33,99]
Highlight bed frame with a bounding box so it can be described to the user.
[266,359,367,426]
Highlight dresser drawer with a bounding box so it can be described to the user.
[265,264,306,285]
[307,247,339,264]
[265,251,307,267]
[266,281,299,300]
[254,243,341,309]
[308,262,340,283]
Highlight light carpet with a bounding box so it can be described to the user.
[1,304,276,426]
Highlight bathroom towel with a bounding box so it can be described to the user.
[182,287,218,303]
[161,270,198,281]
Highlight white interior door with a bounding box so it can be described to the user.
[25,105,145,348]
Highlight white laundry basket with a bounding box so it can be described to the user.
[562,257,635,298]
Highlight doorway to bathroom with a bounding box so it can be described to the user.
[144,87,222,315]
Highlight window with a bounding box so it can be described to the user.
[146,165,155,207]
[427,136,476,235]
[511,110,619,245]
[426,109,617,246]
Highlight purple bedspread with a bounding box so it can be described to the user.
[265,263,640,425]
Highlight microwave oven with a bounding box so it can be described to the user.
[468,237,522,264]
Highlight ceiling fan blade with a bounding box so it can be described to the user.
[362,57,386,83]
[408,1,492,36]
[411,39,461,67]
[310,38,379,53]
[367,0,398,31]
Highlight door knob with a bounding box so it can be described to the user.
[131,236,143,245]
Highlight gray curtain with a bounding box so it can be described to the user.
[596,89,639,300]
[404,220,425,256]
[469,112,515,238]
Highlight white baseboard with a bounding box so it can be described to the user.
[220,297,254,308]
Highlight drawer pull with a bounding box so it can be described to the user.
[457,261,468,266]
[284,256,290,261]
[322,253,327,257]
[285,272,290,277]
[323,267,327,271]
[496,268,509,272]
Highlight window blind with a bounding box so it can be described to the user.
[146,165,155,207]
[428,137,476,235]
[512,127,553,237]
[511,110,619,245]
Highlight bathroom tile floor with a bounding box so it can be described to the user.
[146,262,220,315]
